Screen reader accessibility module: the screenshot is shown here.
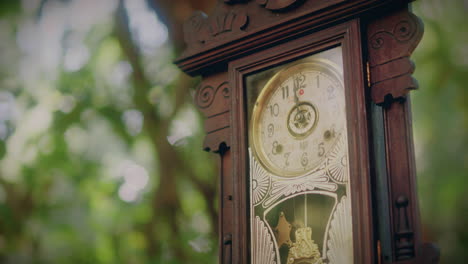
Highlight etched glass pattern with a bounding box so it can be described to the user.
[247,47,353,264]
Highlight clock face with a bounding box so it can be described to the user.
[250,60,345,177]
[247,47,354,264]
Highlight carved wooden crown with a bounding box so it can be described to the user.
[175,0,401,76]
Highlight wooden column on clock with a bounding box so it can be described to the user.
[175,0,439,263]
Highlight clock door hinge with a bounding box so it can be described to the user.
[366,61,371,88]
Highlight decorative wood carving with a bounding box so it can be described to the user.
[225,0,302,10]
[382,99,423,263]
[183,6,248,52]
[194,71,234,263]
[177,1,437,263]
[366,7,438,264]
[256,0,302,10]
[194,72,231,152]
[176,0,401,76]
[395,195,414,260]
[367,9,424,104]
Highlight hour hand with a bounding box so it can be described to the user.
[293,75,301,111]
[293,75,300,101]
[294,89,299,105]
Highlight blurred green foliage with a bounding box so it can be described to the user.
[412,1,468,263]
[0,0,217,263]
[0,0,466,264]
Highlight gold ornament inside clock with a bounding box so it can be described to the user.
[250,59,346,177]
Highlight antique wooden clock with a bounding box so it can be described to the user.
[175,0,439,263]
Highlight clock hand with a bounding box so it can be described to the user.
[293,75,300,114]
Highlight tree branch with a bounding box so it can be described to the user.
[114,1,218,260]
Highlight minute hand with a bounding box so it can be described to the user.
[293,75,301,113]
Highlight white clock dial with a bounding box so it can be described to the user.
[250,60,346,177]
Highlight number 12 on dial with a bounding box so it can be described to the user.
[248,47,354,264]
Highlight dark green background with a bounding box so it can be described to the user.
[0,0,466,263]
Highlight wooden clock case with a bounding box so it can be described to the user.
[175,0,439,263]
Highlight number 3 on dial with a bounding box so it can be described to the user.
[250,59,345,177]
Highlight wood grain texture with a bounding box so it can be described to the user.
[183,7,248,52]
[256,0,302,10]
[366,6,439,264]
[175,0,409,76]
[367,9,424,104]
[230,20,374,263]
[175,1,438,263]
[382,98,421,263]
[219,149,234,264]
[194,72,231,152]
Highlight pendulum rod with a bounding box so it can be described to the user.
[305,194,307,227]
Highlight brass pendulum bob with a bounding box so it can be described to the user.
[286,195,323,264]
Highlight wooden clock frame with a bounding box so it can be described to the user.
[175,0,440,263]
[231,21,372,263]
